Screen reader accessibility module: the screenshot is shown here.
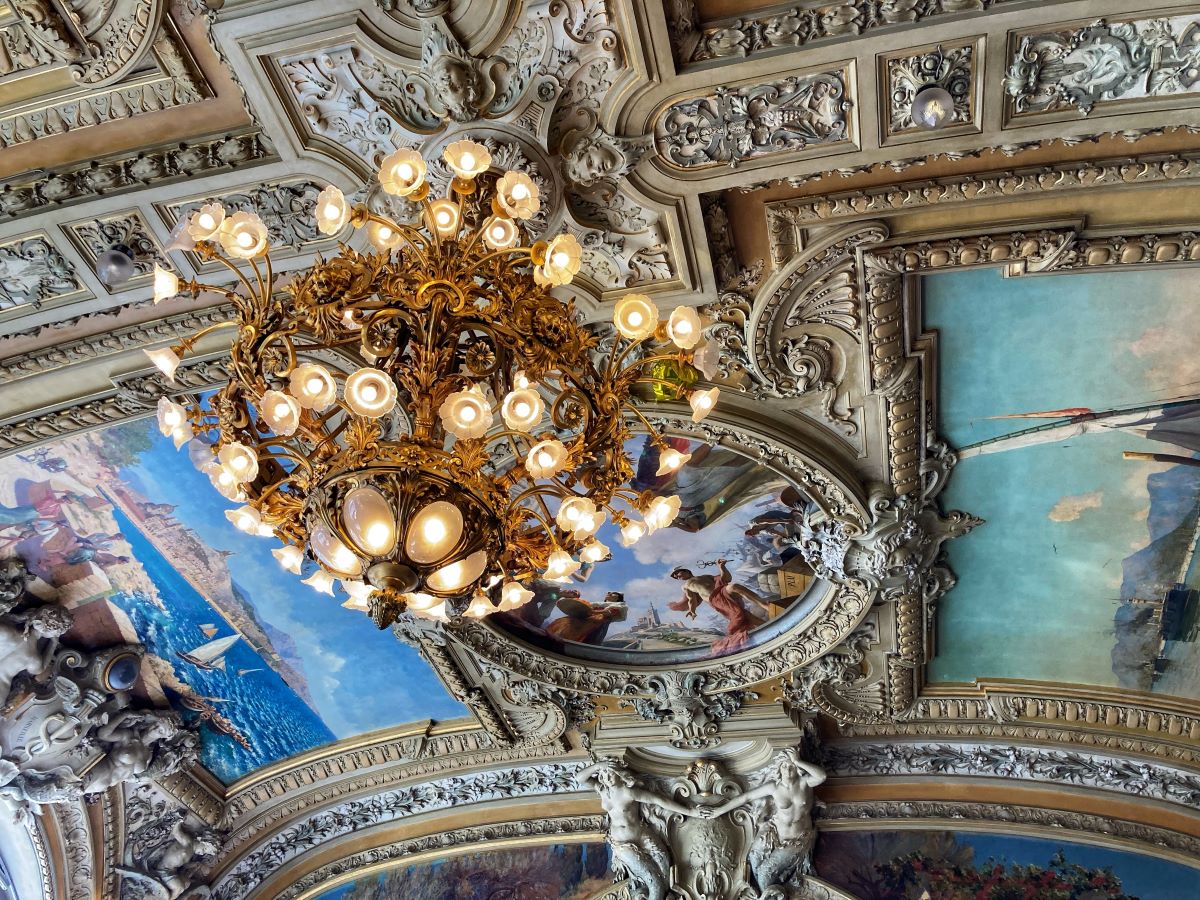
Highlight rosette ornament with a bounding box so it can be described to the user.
[140,146,727,621]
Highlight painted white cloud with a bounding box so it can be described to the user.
[1048,490,1104,522]
[1130,323,1200,397]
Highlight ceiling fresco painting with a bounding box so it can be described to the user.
[493,436,819,659]
[814,829,1199,900]
[1,0,1200,899]
[316,843,613,900]
[0,418,464,782]
[926,266,1200,697]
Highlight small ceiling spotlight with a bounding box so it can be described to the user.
[911,84,955,130]
[95,244,136,288]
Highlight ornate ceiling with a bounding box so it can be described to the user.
[0,0,1199,898]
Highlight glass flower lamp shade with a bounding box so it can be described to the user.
[689,387,720,422]
[500,581,534,610]
[218,442,259,483]
[288,363,337,411]
[260,390,301,436]
[406,501,465,565]
[556,497,597,533]
[644,494,681,531]
[526,439,568,478]
[911,84,954,129]
[440,386,492,440]
[344,368,397,418]
[303,570,337,595]
[187,203,225,241]
[367,220,403,252]
[544,550,580,582]
[613,294,658,340]
[540,233,582,285]
[145,347,182,382]
[379,149,427,196]
[482,216,519,250]
[219,211,268,258]
[495,172,540,219]
[444,140,491,179]
[667,306,703,349]
[343,486,397,556]
[619,521,648,548]
[225,505,262,534]
[579,540,610,564]
[272,545,304,574]
[315,186,350,235]
[429,199,462,239]
[500,388,543,431]
[152,264,180,303]
[656,447,691,475]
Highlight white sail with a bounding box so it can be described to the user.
[187,634,240,664]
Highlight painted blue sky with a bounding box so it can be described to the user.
[925,267,1200,693]
[125,426,466,739]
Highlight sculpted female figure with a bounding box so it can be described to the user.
[578,759,708,900]
[0,603,73,708]
[709,748,826,895]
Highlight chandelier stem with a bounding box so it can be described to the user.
[205,253,260,306]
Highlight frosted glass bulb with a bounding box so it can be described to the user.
[198,212,215,230]
[236,231,254,248]
[311,522,362,576]
[912,84,954,129]
[511,183,529,200]
[552,251,569,268]
[427,549,488,593]
[343,486,397,555]
[460,152,476,170]
[436,210,450,225]
[406,501,464,564]
[398,162,413,180]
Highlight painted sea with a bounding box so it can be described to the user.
[108,503,334,781]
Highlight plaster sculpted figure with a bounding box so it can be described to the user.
[560,126,651,189]
[119,808,221,900]
[578,759,710,900]
[0,602,72,706]
[82,708,198,795]
[711,748,826,896]
[0,757,82,823]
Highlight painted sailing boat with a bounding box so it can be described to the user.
[958,399,1200,460]
[236,668,261,677]
[176,633,241,671]
[199,624,218,638]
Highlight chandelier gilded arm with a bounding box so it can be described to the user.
[144,140,724,622]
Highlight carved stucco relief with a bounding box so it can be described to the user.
[655,67,855,169]
[0,234,86,312]
[64,210,169,288]
[1005,13,1200,118]
[883,41,978,139]
[764,149,1200,227]
[275,7,681,296]
[678,0,1023,65]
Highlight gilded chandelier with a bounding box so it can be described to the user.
[147,140,722,621]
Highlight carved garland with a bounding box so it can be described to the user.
[823,742,1200,811]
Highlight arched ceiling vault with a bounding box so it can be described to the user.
[0,0,1199,898]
